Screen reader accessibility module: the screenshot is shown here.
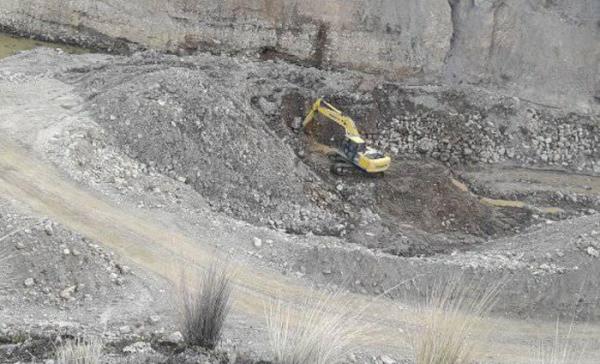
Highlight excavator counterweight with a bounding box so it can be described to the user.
[301,98,391,175]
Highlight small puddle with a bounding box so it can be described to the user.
[0,32,89,60]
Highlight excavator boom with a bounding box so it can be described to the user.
[303,98,361,137]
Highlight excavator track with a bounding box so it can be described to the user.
[328,152,384,177]
[330,162,354,176]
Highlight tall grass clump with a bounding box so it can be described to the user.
[410,276,502,364]
[265,292,366,364]
[180,263,233,349]
[530,320,586,364]
[56,337,103,364]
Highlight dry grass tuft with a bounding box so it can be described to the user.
[180,263,233,349]
[531,321,586,364]
[410,277,502,364]
[265,292,367,364]
[55,337,103,364]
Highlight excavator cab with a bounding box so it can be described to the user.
[342,136,366,159]
[302,98,391,175]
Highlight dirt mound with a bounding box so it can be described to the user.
[66,53,346,236]
[0,200,132,313]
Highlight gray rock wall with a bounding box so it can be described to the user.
[0,0,452,74]
[0,0,598,111]
[446,0,600,112]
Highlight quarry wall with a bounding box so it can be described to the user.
[0,0,598,111]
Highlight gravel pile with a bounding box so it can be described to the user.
[66,52,348,236]
[326,85,600,172]
[0,208,131,311]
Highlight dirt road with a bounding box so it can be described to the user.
[2,137,600,363]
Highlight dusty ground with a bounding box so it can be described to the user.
[1,44,600,363]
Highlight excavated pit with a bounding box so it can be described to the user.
[58,51,592,258]
[2,45,600,335]
[1,1,600,357]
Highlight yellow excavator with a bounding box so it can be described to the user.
[301,98,391,175]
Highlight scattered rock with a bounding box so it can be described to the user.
[380,355,397,364]
[44,223,54,236]
[123,341,153,354]
[23,278,35,287]
[586,246,599,258]
[147,315,161,325]
[116,264,131,274]
[59,285,76,300]
[417,138,435,154]
[164,331,184,344]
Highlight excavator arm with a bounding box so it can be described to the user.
[302,98,361,137]
[301,98,391,175]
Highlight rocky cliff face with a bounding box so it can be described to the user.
[446,0,599,112]
[0,0,598,111]
[0,0,452,74]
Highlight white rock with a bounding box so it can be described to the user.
[164,331,183,344]
[380,355,397,364]
[44,223,54,236]
[24,278,35,287]
[147,315,161,325]
[586,246,599,258]
[60,285,76,300]
[119,325,131,334]
[253,237,262,248]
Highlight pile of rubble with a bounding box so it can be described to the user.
[337,86,599,172]
[0,205,132,311]
[575,230,600,258]
[66,52,348,236]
